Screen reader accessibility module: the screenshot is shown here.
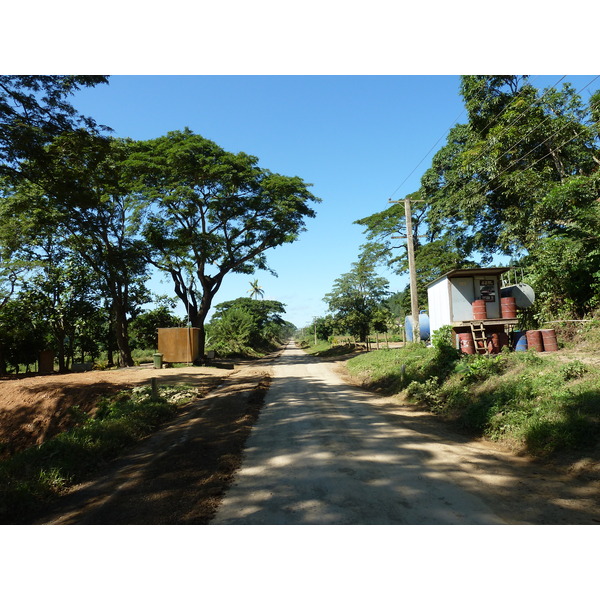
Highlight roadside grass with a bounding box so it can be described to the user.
[0,384,199,524]
[302,341,359,357]
[344,340,600,458]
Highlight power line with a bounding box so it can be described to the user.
[462,76,567,173]
[388,76,546,201]
[471,76,600,199]
[388,107,465,200]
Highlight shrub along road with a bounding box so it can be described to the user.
[36,344,599,525]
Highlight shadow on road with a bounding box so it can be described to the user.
[213,347,600,525]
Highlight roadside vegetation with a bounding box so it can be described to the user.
[0,383,200,523]
[205,297,295,358]
[301,320,600,459]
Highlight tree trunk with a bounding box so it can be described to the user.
[191,295,213,361]
[112,299,134,367]
[57,333,67,372]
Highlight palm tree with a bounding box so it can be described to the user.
[248,279,264,300]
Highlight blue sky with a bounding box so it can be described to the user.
[69,75,599,328]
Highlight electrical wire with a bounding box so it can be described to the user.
[461,76,566,173]
[470,76,600,199]
[388,75,545,201]
[388,107,466,201]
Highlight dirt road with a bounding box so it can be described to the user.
[31,344,600,524]
[213,344,600,525]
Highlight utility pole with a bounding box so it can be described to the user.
[390,197,425,344]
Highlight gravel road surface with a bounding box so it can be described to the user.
[213,344,507,525]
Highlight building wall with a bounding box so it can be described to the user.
[427,274,503,333]
[427,278,452,335]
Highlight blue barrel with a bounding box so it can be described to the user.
[405,313,430,342]
[512,330,528,351]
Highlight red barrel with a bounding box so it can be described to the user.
[540,329,558,352]
[472,300,487,320]
[458,332,475,355]
[501,297,517,318]
[526,330,544,352]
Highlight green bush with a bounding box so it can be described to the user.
[0,384,192,523]
[560,360,588,381]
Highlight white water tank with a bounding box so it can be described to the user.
[500,283,535,308]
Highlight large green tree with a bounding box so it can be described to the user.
[128,129,320,357]
[2,133,150,366]
[419,75,600,318]
[323,256,390,343]
[422,76,600,257]
[0,75,109,182]
[208,297,291,355]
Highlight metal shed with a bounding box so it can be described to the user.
[427,267,519,352]
[157,327,201,363]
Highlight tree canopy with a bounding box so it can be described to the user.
[208,297,294,355]
[128,128,320,354]
[323,256,390,343]
[356,75,600,323]
[0,75,109,182]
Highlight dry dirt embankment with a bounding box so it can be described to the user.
[1,357,276,524]
[0,364,233,459]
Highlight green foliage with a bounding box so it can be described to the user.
[0,75,109,181]
[405,377,441,405]
[209,307,256,356]
[323,254,390,342]
[458,354,507,383]
[0,384,195,523]
[0,295,49,374]
[313,315,337,341]
[345,328,600,459]
[2,134,152,367]
[129,306,185,350]
[431,324,454,350]
[208,297,292,357]
[559,360,588,381]
[346,344,439,395]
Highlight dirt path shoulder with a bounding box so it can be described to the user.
[329,355,600,525]
[32,359,274,525]
[0,362,245,458]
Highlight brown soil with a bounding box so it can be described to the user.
[0,363,237,459]
[34,363,272,525]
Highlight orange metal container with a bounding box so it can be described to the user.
[472,299,487,320]
[458,332,475,354]
[526,330,544,352]
[157,328,201,363]
[500,296,517,318]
